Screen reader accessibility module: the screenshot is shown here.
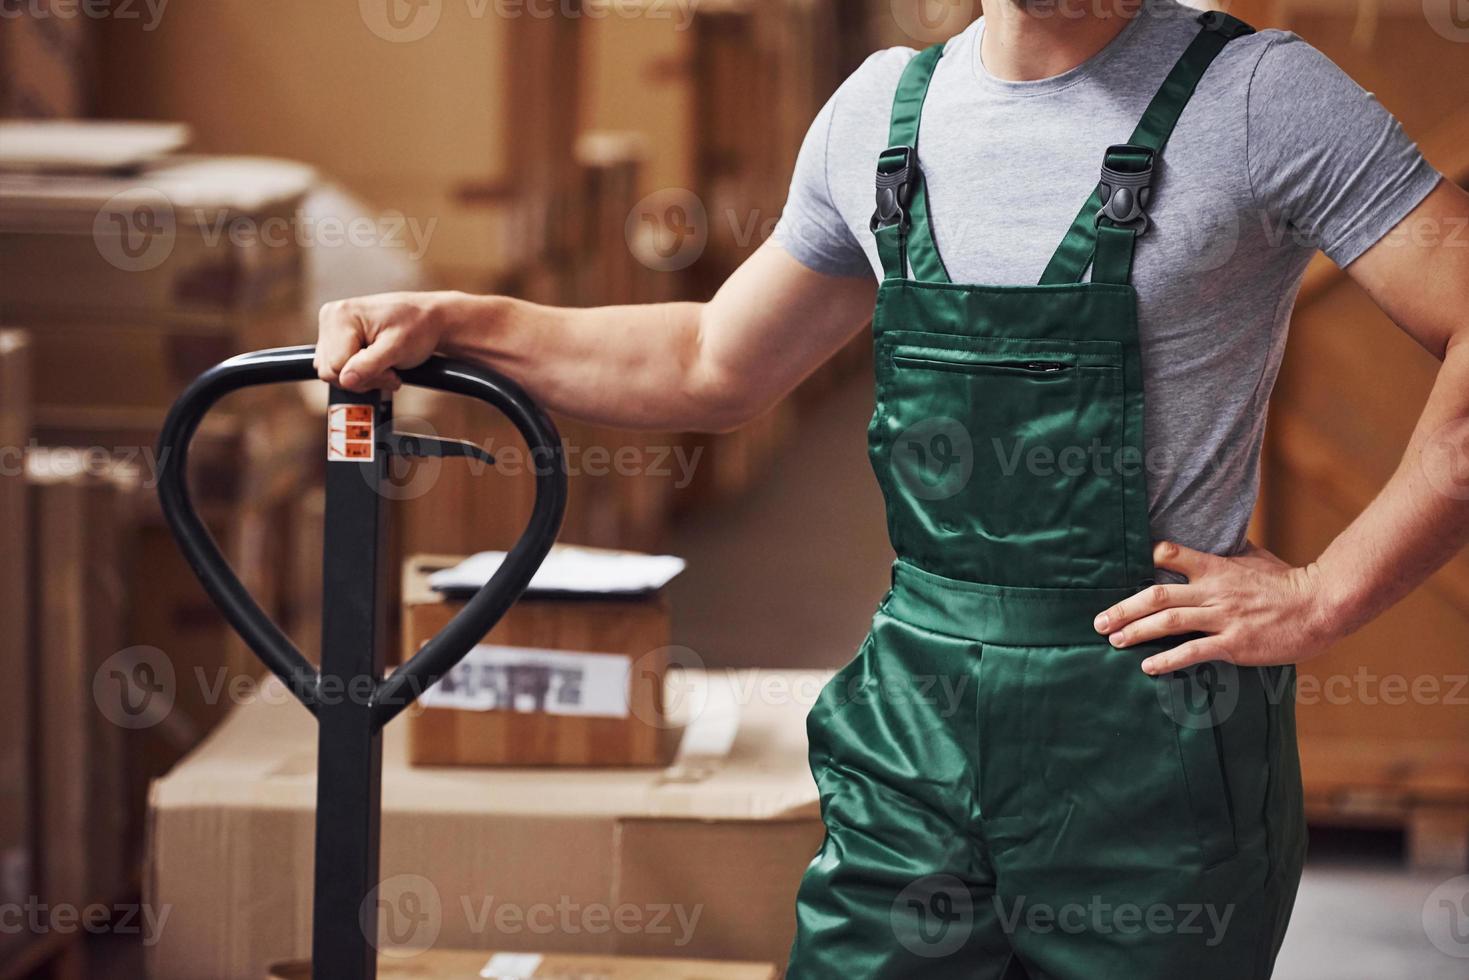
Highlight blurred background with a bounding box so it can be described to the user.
[0,0,1466,977]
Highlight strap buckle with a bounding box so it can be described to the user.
[1197,9,1255,40]
[871,145,915,232]
[1095,143,1156,236]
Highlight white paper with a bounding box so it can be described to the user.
[420,645,632,719]
[428,545,685,597]
[480,951,543,978]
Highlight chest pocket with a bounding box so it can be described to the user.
[872,331,1129,588]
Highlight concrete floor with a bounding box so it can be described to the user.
[666,372,1469,974]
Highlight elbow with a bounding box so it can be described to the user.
[684,365,766,433]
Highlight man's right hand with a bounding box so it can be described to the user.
[314,290,461,393]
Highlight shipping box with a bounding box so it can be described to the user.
[402,554,676,767]
[147,669,828,979]
[26,448,139,912]
[0,156,313,321]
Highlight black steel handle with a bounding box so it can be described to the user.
[155,344,567,730]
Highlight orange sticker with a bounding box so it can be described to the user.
[328,404,375,462]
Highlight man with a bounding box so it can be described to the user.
[317,1,1469,975]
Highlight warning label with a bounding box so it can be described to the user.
[328,404,375,462]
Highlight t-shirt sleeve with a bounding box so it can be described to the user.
[771,61,883,278]
[1245,33,1442,268]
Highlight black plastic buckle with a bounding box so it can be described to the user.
[871,145,915,232]
[1197,9,1255,40]
[1095,143,1156,236]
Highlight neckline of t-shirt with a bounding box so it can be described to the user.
[965,1,1159,98]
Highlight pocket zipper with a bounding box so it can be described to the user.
[892,354,1072,375]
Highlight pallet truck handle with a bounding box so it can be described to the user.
[155,344,568,728]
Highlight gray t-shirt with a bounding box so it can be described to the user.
[773,0,1440,558]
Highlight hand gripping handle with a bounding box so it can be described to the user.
[154,344,567,729]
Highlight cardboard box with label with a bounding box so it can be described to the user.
[402,550,685,767]
[146,669,828,980]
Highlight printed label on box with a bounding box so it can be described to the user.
[422,645,632,719]
[327,404,375,462]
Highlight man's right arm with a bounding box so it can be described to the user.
[314,240,876,432]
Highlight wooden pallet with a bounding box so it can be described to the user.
[1299,734,1469,870]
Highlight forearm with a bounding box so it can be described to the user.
[1309,336,1469,639]
[436,293,738,430]
[316,243,876,432]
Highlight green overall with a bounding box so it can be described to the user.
[787,13,1307,979]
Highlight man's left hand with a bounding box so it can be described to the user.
[1093,540,1342,674]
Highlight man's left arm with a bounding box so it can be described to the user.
[1096,179,1469,673]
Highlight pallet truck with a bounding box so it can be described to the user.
[156,345,567,980]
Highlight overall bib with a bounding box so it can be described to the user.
[787,13,1307,979]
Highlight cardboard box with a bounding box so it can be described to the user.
[0,332,31,922]
[403,554,676,767]
[268,949,776,979]
[16,308,311,416]
[27,449,139,911]
[0,155,313,320]
[146,669,828,979]
[95,4,580,282]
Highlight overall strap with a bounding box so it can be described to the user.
[872,45,950,283]
[1039,11,1255,286]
